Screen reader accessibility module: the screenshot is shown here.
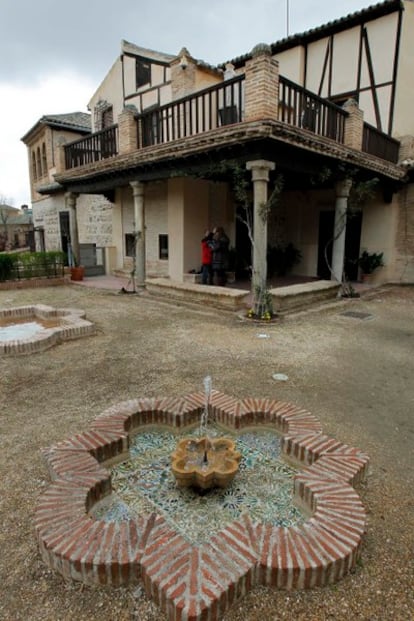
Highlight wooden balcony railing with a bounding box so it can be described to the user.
[64,125,118,169]
[278,76,348,143]
[362,123,400,163]
[137,75,245,148]
[61,75,400,172]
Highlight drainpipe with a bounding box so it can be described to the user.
[130,181,145,288]
[331,178,352,282]
[246,159,276,293]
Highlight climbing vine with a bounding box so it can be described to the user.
[311,164,379,294]
[225,163,284,319]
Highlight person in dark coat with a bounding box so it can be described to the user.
[211,226,230,286]
[201,231,213,285]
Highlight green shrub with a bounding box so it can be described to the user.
[358,251,384,274]
[0,254,15,281]
[0,251,65,281]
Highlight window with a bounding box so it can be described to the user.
[329,92,358,108]
[101,106,113,128]
[125,233,136,257]
[32,152,37,180]
[36,147,42,177]
[136,59,151,89]
[42,143,47,174]
[159,234,168,260]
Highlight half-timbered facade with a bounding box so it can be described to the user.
[24,0,414,288]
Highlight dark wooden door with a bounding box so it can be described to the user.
[59,211,70,265]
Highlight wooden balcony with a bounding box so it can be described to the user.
[362,122,400,163]
[278,76,347,143]
[62,72,401,178]
[65,125,118,169]
[138,75,244,147]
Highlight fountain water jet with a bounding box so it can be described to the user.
[171,376,241,490]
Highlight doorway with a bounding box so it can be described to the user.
[59,211,70,265]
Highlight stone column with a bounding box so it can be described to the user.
[246,159,276,293]
[332,179,353,282]
[130,181,146,288]
[65,192,79,266]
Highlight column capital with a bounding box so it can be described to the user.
[335,178,353,198]
[130,180,144,197]
[246,160,275,182]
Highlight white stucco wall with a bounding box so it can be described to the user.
[275,47,305,84]
[393,2,414,136]
[165,178,233,281]
[167,178,209,281]
[145,181,169,277]
[359,193,399,282]
[284,11,400,134]
[88,58,124,130]
[271,190,332,277]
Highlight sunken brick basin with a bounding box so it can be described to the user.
[0,304,95,355]
[35,392,369,621]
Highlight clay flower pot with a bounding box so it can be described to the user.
[70,266,85,281]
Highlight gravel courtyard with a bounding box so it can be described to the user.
[0,282,413,621]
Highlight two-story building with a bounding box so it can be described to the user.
[23,0,414,291]
[21,112,116,274]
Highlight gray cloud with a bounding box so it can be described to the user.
[1,0,370,84]
[0,0,371,207]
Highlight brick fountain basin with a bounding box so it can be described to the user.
[0,304,95,355]
[35,392,369,621]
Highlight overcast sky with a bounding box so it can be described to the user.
[0,0,371,208]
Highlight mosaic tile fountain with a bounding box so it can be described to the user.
[35,385,369,621]
[0,304,95,355]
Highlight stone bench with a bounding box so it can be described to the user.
[270,280,341,313]
[145,277,249,311]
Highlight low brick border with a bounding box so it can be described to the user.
[0,276,67,290]
[35,392,369,620]
[0,304,96,355]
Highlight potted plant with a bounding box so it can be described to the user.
[70,255,85,281]
[358,251,384,282]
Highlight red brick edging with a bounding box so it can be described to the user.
[35,392,369,620]
[0,276,67,290]
[0,305,95,355]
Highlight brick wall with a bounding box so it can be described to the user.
[244,45,279,122]
[343,99,364,150]
[394,183,414,281]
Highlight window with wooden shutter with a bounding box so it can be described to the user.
[136,60,151,89]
